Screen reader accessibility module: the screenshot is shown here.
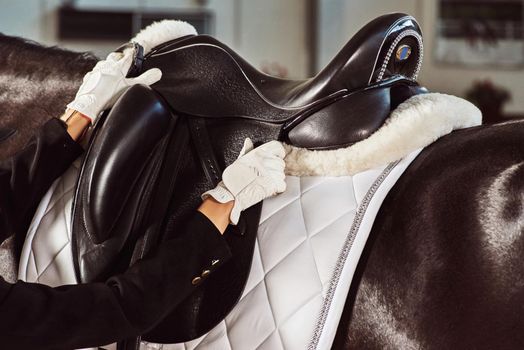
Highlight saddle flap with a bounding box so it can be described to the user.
[72,84,177,282]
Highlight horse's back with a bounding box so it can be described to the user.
[336,120,524,349]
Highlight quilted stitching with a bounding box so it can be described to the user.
[20,169,387,350]
[159,175,361,350]
[19,163,79,286]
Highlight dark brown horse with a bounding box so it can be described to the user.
[333,120,524,349]
[1,34,523,349]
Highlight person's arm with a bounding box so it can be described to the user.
[0,116,84,239]
[0,210,232,350]
[60,108,91,141]
[0,135,285,349]
[198,196,234,233]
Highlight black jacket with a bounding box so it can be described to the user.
[0,118,232,349]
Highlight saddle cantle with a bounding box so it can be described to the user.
[70,13,427,347]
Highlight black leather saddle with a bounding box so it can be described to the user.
[71,13,426,348]
[143,13,425,150]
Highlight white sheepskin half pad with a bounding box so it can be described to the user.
[283,93,482,176]
[131,20,198,54]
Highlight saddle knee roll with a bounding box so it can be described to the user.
[72,84,178,283]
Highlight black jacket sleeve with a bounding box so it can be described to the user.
[0,118,84,239]
[0,210,232,350]
[0,118,233,349]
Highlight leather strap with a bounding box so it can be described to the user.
[187,117,222,186]
[187,117,247,236]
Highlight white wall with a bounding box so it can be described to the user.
[419,0,524,114]
[0,0,309,77]
[0,0,44,41]
[318,0,524,114]
[235,0,308,78]
[317,0,419,71]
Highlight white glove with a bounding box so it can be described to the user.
[67,47,162,124]
[202,138,287,225]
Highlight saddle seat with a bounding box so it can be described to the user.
[146,13,422,111]
[143,13,425,149]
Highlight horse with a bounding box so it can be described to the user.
[0,33,523,350]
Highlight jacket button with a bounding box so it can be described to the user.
[191,277,202,285]
[201,270,211,277]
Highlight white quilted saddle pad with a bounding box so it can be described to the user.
[19,151,420,350]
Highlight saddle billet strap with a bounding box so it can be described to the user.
[187,117,221,186]
[116,338,139,350]
[117,114,187,350]
[187,117,248,236]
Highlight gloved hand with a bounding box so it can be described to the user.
[67,47,162,124]
[202,138,287,225]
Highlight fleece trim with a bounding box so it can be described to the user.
[283,93,482,176]
[131,20,198,55]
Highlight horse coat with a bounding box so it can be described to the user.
[1,15,523,349]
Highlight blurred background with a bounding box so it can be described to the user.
[0,0,523,122]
